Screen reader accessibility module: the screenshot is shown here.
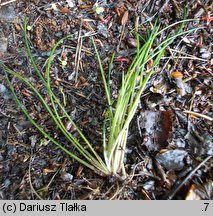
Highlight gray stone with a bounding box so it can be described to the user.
[0,83,7,93]
[0,6,17,22]
[61,172,73,182]
[0,37,8,53]
[200,47,211,59]
[66,0,75,8]
[97,22,109,38]
[156,149,189,170]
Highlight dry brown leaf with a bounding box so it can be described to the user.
[43,168,55,175]
[121,10,128,26]
[60,6,70,14]
[185,184,201,200]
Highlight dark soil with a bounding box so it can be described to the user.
[0,0,212,200]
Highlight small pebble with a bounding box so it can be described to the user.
[0,37,8,53]
[156,149,189,170]
[204,134,213,156]
[200,48,211,59]
[143,180,155,191]
[126,37,137,48]
[3,179,11,188]
[0,84,7,94]
[0,6,17,22]
[61,172,73,182]
[0,153,3,161]
[66,0,75,8]
[97,22,109,38]
[34,179,44,189]
[0,191,4,199]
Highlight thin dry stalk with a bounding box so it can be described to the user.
[74,19,83,83]
[0,0,17,7]
[183,110,213,121]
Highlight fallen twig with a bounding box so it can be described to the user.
[183,110,213,121]
[0,0,17,7]
[167,155,212,200]
[74,19,83,83]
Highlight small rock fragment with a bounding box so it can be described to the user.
[66,0,75,8]
[0,37,8,53]
[200,48,211,59]
[61,172,73,182]
[3,179,11,188]
[203,134,213,156]
[97,22,109,38]
[0,6,17,22]
[126,37,137,48]
[156,149,189,170]
[143,180,155,191]
[0,84,7,94]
